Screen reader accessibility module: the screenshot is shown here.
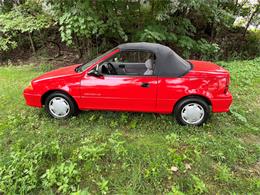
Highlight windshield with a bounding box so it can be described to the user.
[76,48,117,72]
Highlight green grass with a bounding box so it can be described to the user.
[0,58,260,194]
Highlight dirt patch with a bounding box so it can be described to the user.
[251,161,260,176]
[241,133,260,145]
[0,44,84,67]
[233,162,260,177]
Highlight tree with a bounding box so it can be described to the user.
[242,1,259,37]
[0,0,53,53]
[0,0,259,60]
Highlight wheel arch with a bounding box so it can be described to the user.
[41,89,78,109]
[173,94,212,113]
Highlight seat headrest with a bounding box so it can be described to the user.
[145,59,153,70]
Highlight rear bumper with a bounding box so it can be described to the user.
[211,92,232,112]
[23,88,42,108]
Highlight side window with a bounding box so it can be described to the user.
[100,51,155,76]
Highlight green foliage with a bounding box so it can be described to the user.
[230,109,247,123]
[0,17,260,195]
[190,174,208,194]
[1,0,259,59]
[0,0,53,51]
[58,7,105,45]
[36,63,55,72]
[41,162,80,193]
[167,185,185,195]
[195,39,220,60]
[97,177,109,194]
[73,136,107,162]
[0,141,62,194]
[138,25,177,43]
[166,132,180,146]
[0,7,51,33]
[48,0,128,47]
[108,131,128,158]
[0,35,17,51]
[241,29,260,58]
[214,163,233,182]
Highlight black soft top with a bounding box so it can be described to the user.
[118,42,191,77]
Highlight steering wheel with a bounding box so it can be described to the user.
[103,62,117,75]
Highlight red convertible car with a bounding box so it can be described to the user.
[24,42,232,125]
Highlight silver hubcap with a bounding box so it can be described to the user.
[49,97,70,118]
[181,103,205,124]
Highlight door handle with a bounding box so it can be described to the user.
[141,82,150,88]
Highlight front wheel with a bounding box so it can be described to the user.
[45,92,77,119]
[174,97,210,126]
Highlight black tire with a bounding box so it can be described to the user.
[174,97,210,126]
[45,92,77,119]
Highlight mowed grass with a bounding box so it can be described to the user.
[0,58,259,194]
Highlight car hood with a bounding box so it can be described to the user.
[187,60,228,77]
[33,64,81,82]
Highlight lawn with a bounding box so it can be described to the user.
[0,58,259,194]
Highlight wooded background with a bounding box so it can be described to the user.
[0,0,259,64]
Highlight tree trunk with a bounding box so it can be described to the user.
[138,0,142,30]
[28,32,36,54]
[46,41,61,58]
[242,5,259,38]
[75,35,83,59]
[234,0,239,15]
[151,0,154,17]
[210,18,215,42]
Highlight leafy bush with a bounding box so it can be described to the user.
[0,142,61,194]
[214,163,233,183]
[73,137,107,162]
[41,162,80,193]
[0,0,53,52]
[36,63,55,72]
[190,174,208,194]
[0,0,259,60]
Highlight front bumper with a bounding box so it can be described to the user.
[211,91,232,112]
[23,87,42,108]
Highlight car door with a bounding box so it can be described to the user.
[79,50,158,112]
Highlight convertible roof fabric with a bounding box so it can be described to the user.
[118,42,191,77]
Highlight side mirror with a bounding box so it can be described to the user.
[87,69,102,77]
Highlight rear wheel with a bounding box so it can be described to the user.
[174,97,210,126]
[45,92,77,119]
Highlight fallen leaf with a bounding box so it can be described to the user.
[171,166,178,172]
[185,163,191,170]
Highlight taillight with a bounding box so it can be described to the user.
[224,83,228,93]
[27,82,33,90]
[224,75,230,94]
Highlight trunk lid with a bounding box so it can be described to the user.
[186,60,229,77]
